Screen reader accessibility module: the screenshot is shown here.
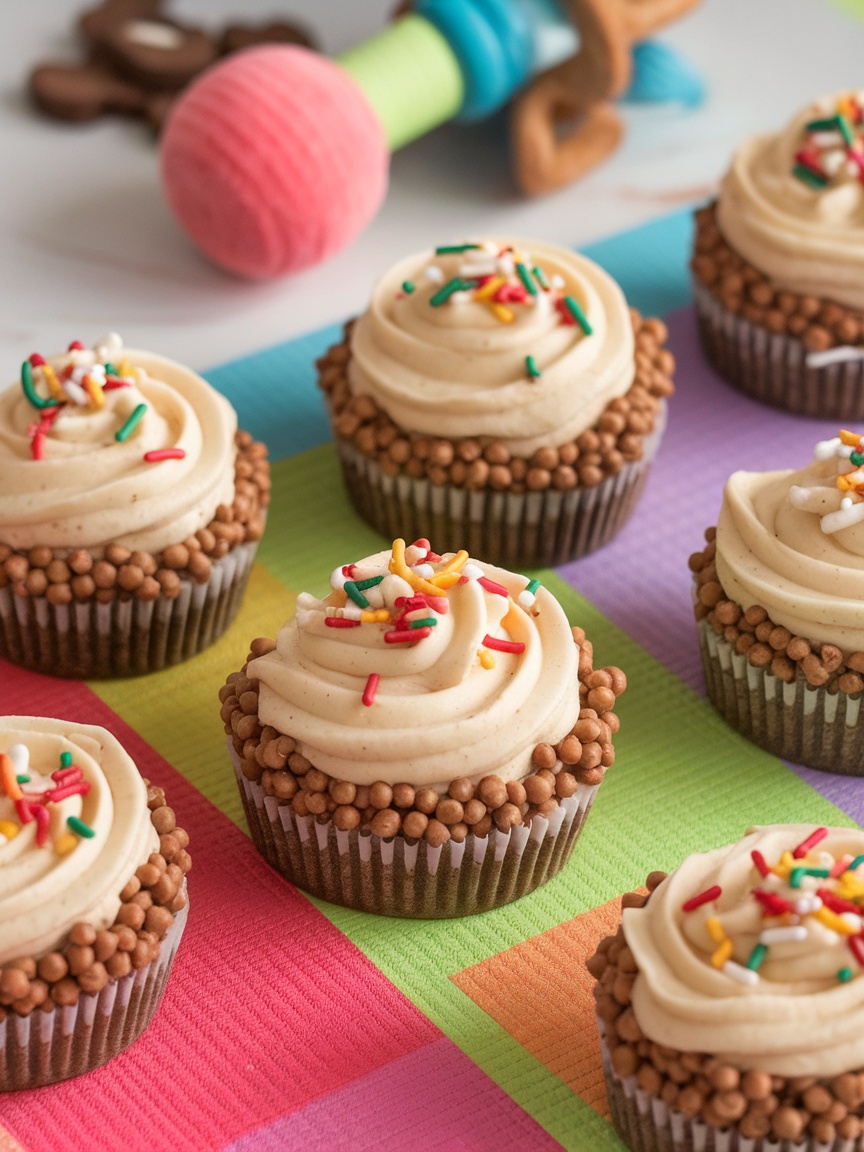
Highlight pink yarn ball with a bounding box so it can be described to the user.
[160,46,390,279]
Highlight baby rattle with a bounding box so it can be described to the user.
[161,0,702,279]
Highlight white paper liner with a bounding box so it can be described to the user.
[600,1030,859,1152]
[698,620,864,775]
[331,405,666,568]
[694,281,864,421]
[231,745,599,918]
[0,540,258,678]
[0,893,188,1091]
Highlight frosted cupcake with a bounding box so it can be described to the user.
[0,335,269,677]
[221,537,626,917]
[591,825,864,1152]
[0,716,190,1090]
[693,91,864,418]
[318,239,674,567]
[691,429,864,773]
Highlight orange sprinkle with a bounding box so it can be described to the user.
[711,939,734,968]
[474,276,506,302]
[839,429,862,447]
[0,753,22,803]
[84,376,105,409]
[490,303,515,324]
[41,364,65,402]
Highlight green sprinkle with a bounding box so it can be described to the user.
[104,362,117,376]
[66,816,95,839]
[429,278,471,307]
[790,866,830,887]
[115,403,147,443]
[532,265,550,290]
[805,115,842,133]
[402,281,415,295]
[343,581,370,609]
[525,355,542,380]
[21,361,60,411]
[852,452,864,468]
[355,575,385,591]
[408,617,437,629]
[838,967,854,983]
[435,244,480,254]
[746,943,768,971]
[838,114,856,147]
[515,262,537,296]
[526,579,541,595]
[792,163,829,189]
[850,855,864,872]
[16,775,29,785]
[60,752,72,769]
[563,295,593,335]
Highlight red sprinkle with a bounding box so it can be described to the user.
[477,576,509,597]
[47,781,91,804]
[102,379,130,391]
[362,673,380,707]
[681,885,722,913]
[324,617,360,628]
[28,353,45,367]
[817,888,863,916]
[385,627,432,644]
[849,935,864,967]
[411,539,431,553]
[426,552,442,562]
[482,634,525,654]
[15,799,50,847]
[751,850,770,877]
[67,340,85,351]
[752,889,794,917]
[792,827,828,859]
[143,448,186,463]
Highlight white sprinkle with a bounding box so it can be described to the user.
[842,912,864,932]
[794,894,822,915]
[425,265,444,283]
[462,563,483,581]
[449,291,473,305]
[63,381,89,406]
[760,925,808,945]
[364,585,385,608]
[809,130,843,148]
[550,274,565,289]
[7,744,29,775]
[94,332,123,360]
[341,605,362,621]
[404,544,428,566]
[412,563,435,579]
[497,253,515,275]
[459,260,497,278]
[822,149,847,176]
[329,567,348,592]
[842,497,854,510]
[722,960,759,986]
[518,590,536,609]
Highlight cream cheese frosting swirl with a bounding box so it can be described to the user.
[717,92,864,310]
[0,716,159,965]
[347,239,635,457]
[715,439,864,652]
[0,335,237,554]
[247,540,580,788]
[624,825,864,1077]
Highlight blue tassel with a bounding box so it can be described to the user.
[623,40,705,107]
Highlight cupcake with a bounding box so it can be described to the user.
[591,825,864,1152]
[692,91,864,418]
[318,239,674,567]
[220,537,625,918]
[690,429,864,773]
[0,334,269,678]
[0,716,190,1090]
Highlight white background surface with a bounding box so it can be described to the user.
[0,0,861,373]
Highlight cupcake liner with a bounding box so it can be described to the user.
[694,281,864,421]
[231,746,599,918]
[0,540,258,678]
[0,894,188,1091]
[699,619,864,775]
[332,406,666,568]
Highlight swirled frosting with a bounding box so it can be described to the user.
[0,716,159,965]
[717,92,864,310]
[0,335,237,554]
[715,435,864,652]
[624,825,864,1077]
[247,540,580,788]
[347,240,635,457]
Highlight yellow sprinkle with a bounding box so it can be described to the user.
[41,363,65,402]
[814,906,857,935]
[839,429,862,447]
[360,609,390,623]
[389,538,442,597]
[478,648,495,670]
[501,604,521,637]
[54,833,78,856]
[772,850,795,879]
[117,359,138,380]
[490,303,515,324]
[432,550,469,578]
[84,376,105,409]
[0,819,19,840]
[705,916,727,944]
[711,939,734,968]
[427,572,461,591]
[474,276,506,302]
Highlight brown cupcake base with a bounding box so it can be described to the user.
[0,896,187,1091]
[334,407,665,569]
[699,619,864,775]
[0,540,257,678]
[694,281,864,420]
[232,750,598,918]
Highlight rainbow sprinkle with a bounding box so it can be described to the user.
[793,97,864,188]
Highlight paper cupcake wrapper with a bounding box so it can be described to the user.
[600,1031,840,1152]
[0,540,258,679]
[231,749,599,918]
[694,281,864,420]
[331,406,666,568]
[0,894,188,1091]
[699,620,864,775]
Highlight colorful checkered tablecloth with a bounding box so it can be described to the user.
[2,208,861,1152]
